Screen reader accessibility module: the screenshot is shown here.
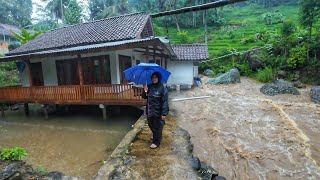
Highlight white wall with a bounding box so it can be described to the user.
[109,51,120,84]
[18,49,149,87]
[167,61,195,86]
[19,62,30,87]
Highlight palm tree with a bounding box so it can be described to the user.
[41,0,70,22]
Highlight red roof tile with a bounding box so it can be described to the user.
[172,44,209,61]
[8,13,152,56]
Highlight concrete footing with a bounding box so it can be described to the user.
[24,103,29,116]
[1,105,4,118]
[94,115,146,179]
[42,104,48,120]
[100,104,107,121]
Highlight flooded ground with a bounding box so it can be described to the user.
[171,77,320,179]
[0,105,141,179]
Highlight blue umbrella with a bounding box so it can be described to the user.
[124,63,171,85]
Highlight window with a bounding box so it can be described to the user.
[149,59,161,66]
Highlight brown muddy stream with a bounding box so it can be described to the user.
[171,77,320,180]
[0,106,141,179]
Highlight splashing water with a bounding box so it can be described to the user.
[171,77,320,180]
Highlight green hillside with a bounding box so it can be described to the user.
[156,4,300,58]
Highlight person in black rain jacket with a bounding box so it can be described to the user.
[142,72,169,149]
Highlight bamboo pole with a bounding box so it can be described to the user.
[151,0,247,18]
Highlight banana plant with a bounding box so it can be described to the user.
[10,29,42,44]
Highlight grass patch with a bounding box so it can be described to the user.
[255,67,274,83]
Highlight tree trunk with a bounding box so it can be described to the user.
[173,15,181,32]
[193,12,196,27]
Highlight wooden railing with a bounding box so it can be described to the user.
[0,84,146,105]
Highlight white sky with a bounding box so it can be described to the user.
[32,0,89,22]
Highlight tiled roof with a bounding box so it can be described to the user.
[0,23,21,37]
[1,37,174,62]
[8,13,152,56]
[172,44,209,61]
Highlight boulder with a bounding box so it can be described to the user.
[203,69,215,76]
[292,81,306,89]
[190,156,201,171]
[206,68,240,85]
[260,80,300,96]
[247,49,264,71]
[0,160,83,180]
[47,171,64,180]
[277,70,287,79]
[213,176,227,180]
[310,86,320,104]
[199,162,219,179]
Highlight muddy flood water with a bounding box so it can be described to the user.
[171,77,320,180]
[0,106,141,179]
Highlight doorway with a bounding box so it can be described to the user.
[30,62,44,86]
[119,55,132,83]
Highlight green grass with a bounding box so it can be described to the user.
[155,4,300,58]
[256,67,274,83]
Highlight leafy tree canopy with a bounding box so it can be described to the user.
[0,0,33,28]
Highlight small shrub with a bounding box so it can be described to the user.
[281,20,296,38]
[153,24,165,37]
[36,165,48,176]
[177,31,190,44]
[0,147,28,160]
[236,63,254,76]
[256,67,274,82]
[8,43,20,51]
[287,45,307,68]
[241,36,256,44]
[262,12,285,25]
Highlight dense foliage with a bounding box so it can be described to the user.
[0,0,32,27]
[0,147,28,161]
[65,0,82,25]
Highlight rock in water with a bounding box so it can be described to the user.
[198,162,219,180]
[260,80,300,96]
[204,69,215,76]
[277,70,287,79]
[206,68,240,85]
[0,160,83,180]
[190,156,201,171]
[292,81,306,89]
[247,49,264,71]
[311,86,320,104]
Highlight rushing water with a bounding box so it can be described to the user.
[0,105,142,179]
[171,77,320,180]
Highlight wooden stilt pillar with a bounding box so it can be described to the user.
[43,105,48,120]
[24,103,29,116]
[146,47,149,63]
[1,105,5,118]
[153,46,156,63]
[62,105,70,113]
[100,104,107,121]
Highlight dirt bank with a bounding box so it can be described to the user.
[110,116,219,179]
[171,77,320,179]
